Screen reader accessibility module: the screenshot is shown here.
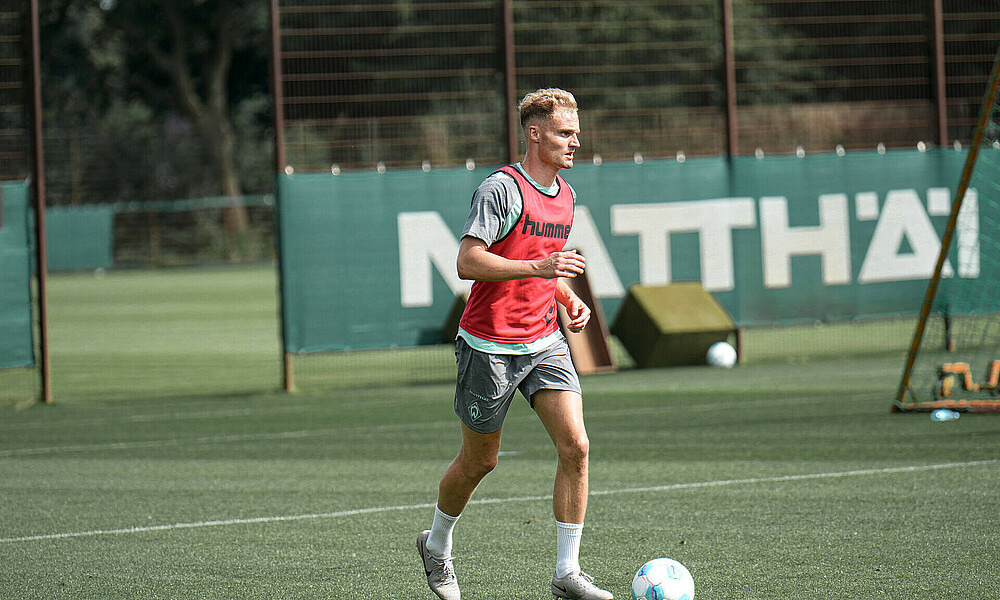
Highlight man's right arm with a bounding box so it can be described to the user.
[457,236,585,281]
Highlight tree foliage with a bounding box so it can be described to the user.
[35,0,997,187]
[40,0,272,206]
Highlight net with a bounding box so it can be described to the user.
[276,1,1000,175]
[111,197,275,268]
[511,0,725,159]
[0,0,29,181]
[279,1,507,172]
[897,48,1000,412]
[732,0,937,153]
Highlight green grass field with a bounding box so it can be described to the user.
[2,266,999,599]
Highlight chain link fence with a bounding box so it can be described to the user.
[277,0,1000,173]
[0,0,28,182]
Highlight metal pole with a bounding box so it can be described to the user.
[268,0,295,392]
[28,0,51,403]
[931,0,949,146]
[502,0,519,163]
[269,0,286,172]
[720,0,739,157]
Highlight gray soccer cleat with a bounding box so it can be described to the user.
[416,530,461,600]
[551,570,614,600]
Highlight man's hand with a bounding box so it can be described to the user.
[562,296,591,333]
[555,277,591,333]
[535,250,585,279]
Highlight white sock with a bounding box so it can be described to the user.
[555,520,584,578]
[426,505,460,559]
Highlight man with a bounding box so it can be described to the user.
[416,88,613,600]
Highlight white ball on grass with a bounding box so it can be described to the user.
[631,557,694,600]
[706,341,737,367]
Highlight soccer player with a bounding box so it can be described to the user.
[417,88,613,600]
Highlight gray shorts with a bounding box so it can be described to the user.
[454,336,582,434]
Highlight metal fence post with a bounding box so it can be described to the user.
[28,0,51,403]
[503,0,519,164]
[720,0,739,157]
[269,0,295,393]
[931,0,949,146]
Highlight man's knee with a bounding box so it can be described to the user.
[558,435,590,470]
[458,448,499,480]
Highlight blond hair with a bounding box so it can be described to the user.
[517,88,577,128]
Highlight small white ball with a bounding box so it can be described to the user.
[707,341,737,368]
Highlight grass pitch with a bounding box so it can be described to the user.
[1,266,999,599]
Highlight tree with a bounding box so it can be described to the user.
[42,0,270,249]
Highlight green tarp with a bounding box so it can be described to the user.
[0,182,35,369]
[278,148,976,353]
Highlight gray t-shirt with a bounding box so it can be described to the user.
[462,164,575,246]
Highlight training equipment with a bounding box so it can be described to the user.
[631,558,695,600]
[706,341,737,367]
[896,48,1000,413]
[416,530,461,600]
[612,283,736,368]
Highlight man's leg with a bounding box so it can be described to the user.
[533,389,589,525]
[431,422,503,549]
[533,389,612,600]
[418,423,502,600]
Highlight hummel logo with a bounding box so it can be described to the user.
[521,213,571,239]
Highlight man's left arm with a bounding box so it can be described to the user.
[555,279,591,333]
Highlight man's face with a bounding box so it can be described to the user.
[529,108,581,170]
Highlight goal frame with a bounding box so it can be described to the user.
[894,47,1000,413]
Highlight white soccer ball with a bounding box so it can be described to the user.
[631,558,695,600]
[706,341,737,367]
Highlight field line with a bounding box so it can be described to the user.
[0,421,460,457]
[4,385,888,436]
[2,458,995,544]
[0,395,849,456]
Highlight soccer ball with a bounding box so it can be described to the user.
[631,558,695,600]
[706,341,737,367]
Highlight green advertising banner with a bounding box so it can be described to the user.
[0,182,35,369]
[278,148,973,353]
